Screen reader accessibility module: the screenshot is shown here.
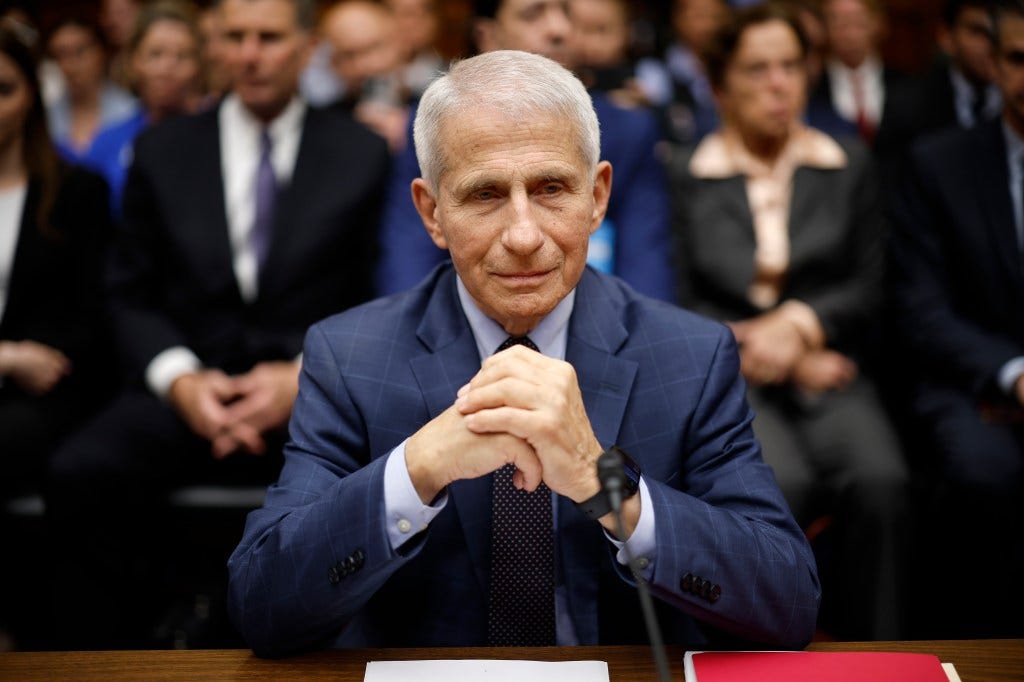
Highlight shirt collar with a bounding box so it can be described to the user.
[456,275,576,362]
[222,92,306,142]
[1002,117,1024,168]
[689,124,847,179]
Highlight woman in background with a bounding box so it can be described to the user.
[84,1,204,215]
[0,20,113,501]
[668,3,907,641]
[45,15,136,160]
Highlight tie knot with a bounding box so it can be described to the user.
[260,130,273,155]
[496,335,538,353]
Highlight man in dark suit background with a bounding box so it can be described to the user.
[228,49,819,657]
[914,0,1001,136]
[48,0,389,648]
[890,0,1024,637]
[374,0,676,302]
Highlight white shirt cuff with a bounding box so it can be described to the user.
[604,476,656,579]
[145,346,202,399]
[997,356,1024,395]
[383,440,447,551]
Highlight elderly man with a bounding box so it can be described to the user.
[228,50,819,657]
[375,0,675,302]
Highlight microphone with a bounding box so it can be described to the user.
[597,449,673,682]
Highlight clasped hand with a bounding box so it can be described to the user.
[406,345,602,505]
[168,360,300,459]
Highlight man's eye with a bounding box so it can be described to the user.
[475,190,495,200]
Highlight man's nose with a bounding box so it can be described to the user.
[501,192,545,255]
[543,6,572,44]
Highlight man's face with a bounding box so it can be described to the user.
[475,0,572,67]
[323,3,400,93]
[411,108,611,335]
[570,0,629,68]
[995,13,1024,136]
[672,0,727,56]
[220,0,312,121]
[946,6,995,86]
[718,20,806,145]
[823,0,879,68]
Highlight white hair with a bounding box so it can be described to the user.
[413,50,601,193]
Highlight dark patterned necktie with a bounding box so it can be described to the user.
[251,130,277,275]
[487,335,556,646]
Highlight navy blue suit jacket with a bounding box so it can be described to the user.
[374,93,676,301]
[227,266,819,657]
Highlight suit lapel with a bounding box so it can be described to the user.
[976,122,1024,297]
[562,269,639,643]
[409,269,492,594]
[0,182,39,331]
[182,110,239,303]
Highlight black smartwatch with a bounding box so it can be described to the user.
[575,446,641,521]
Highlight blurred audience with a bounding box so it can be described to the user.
[889,0,1024,637]
[669,3,909,640]
[198,2,232,100]
[810,0,917,163]
[321,0,410,152]
[46,0,389,649]
[386,0,444,98]
[45,15,137,161]
[915,0,1001,135]
[570,0,642,105]
[376,0,674,302]
[83,1,205,217]
[636,0,728,144]
[99,0,142,88]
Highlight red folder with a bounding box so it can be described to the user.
[686,651,950,682]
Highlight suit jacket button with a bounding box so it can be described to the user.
[328,567,340,585]
[692,577,705,594]
[680,573,694,592]
[709,584,722,603]
[354,549,365,564]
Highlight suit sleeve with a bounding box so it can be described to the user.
[227,323,426,657]
[620,329,821,647]
[606,107,676,303]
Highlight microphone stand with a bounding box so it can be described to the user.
[598,450,673,682]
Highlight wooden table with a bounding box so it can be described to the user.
[0,640,1020,681]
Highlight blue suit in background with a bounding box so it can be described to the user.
[227,265,820,657]
[374,93,676,302]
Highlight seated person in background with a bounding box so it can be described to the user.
[45,15,137,161]
[0,22,113,502]
[321,0,410,154]
[914,0,1001,135]
[668,3,908,640]
[385,0,445,100]
[635,0,729,145]
[375,0,675,302]
[227,48,820,658]
[0,19,113,649]
[570,0,645,107]
[83,0,205,218]
[47,0,389,650]
[889,0,1024,637]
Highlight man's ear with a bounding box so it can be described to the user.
[589,161,613,234]
[411,178,447,249]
